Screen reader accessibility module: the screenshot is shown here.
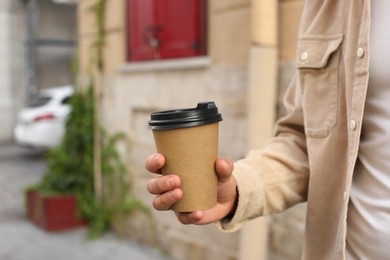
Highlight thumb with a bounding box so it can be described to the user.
[215,158,234,183]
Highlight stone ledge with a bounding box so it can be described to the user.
[119,57,211,74]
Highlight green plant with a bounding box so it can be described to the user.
[33,85,148,238]
[78,130,150,238]
[30,0,152,239]
[91,0,106,71]
[39,86,94,195]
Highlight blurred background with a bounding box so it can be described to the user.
[0,0,307,259]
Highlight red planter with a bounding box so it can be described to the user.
[25,190,86,231]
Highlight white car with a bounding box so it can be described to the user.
[14,85,74,149]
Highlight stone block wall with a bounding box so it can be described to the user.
[0,1,25,142]
[94,1,252,259]
[78,0,126,75]
[77,0,307,259]
[101,61,248,260]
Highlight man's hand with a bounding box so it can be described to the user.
[145,153,237,225]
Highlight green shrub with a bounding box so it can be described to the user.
[40,86,94,194]
[34,85,147,238]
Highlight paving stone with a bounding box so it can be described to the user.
[0,142,169,260]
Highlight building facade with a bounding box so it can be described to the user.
[77,0,305,259]
[0,0,25,142]
[0,0,77,143]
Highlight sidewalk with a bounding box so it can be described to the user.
[0,142,168,260]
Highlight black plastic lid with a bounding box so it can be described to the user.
[149,102,223,130]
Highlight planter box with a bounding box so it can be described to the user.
[26,190,86,231]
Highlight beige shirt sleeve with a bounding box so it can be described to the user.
[217,73,310,231]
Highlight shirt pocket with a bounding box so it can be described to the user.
[296,34,343,138]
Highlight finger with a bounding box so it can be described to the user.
[215,158,234,182]
[147,175,181,195]
[153,188,182,211]
[175,210,204,225]
[145,153,165,174]
[176,202,236,225]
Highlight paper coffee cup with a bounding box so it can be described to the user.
[148,102,223,212]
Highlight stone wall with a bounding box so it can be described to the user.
[103,64,248,260]
[77,0,307,259]
[91,1,251,259]
[78,0,250,260]
[0,0,25,142]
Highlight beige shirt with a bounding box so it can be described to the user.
[218,1,372,259]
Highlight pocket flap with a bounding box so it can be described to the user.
[296,34,343,69]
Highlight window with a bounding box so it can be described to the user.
[28,96,51,108]
[127,0,207,61]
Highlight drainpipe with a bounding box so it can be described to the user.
[26,0,38,101]
[239,0,278,259]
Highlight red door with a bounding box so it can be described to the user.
[157,0,201,59]
[127,0,206,61]
[127,0,156,61]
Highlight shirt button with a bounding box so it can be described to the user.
[300,51,309,61]
[349,120,357,131]
[357,47,365,58]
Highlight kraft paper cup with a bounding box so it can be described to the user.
[148,102,223,212]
